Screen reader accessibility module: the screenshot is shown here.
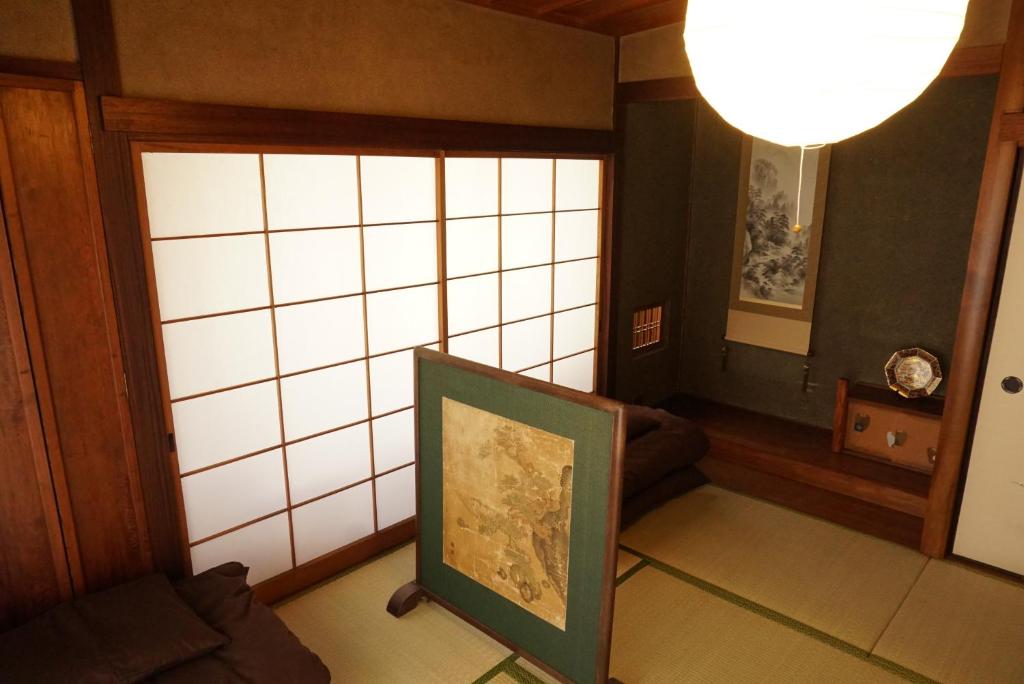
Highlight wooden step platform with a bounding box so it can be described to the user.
[662,395,931,548]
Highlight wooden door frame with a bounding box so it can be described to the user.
[922,0,1024,557]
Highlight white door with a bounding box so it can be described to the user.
[954,173,1024,574]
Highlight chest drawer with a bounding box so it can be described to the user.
[844,398,940,473]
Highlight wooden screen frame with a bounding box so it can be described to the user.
[388,347,626,684]
[130,140,613,602]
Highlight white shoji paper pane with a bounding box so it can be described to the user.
[269,228,362,304]
[364,222,438,291]
[445,157,498,219]
[553,305,596,359]
[502,316,551,371]
[151,235,269,321]
[447,274,499,336]
[372,409,415,473]
[501,158,552,214]
[292,483,375,565]
[555,210,599,261]
[181,449,287,543]
[360,156,436,225]
[171,381,281,474]
[264,154,359,230]
[280,361,369,441]
[275,297,365,375]
[366,285,438,355]
[287,423,372,504]
[162,311,276,399]
[502,213,553,270]
[520,364,551,382]
[502,266,551,323]
[142,153,263,238]
[445,217,498,278]
[446,327,499,367]
[555,159,601,211]
[375,465,415,529]
[369,349,415,417]
[553,351,595,393]
[554,258,597,311]
[190,513,292,586]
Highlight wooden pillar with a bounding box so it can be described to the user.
[922,0,1024,557]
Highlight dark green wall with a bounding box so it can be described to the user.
[611,99,696,405]
[614,75,997,428]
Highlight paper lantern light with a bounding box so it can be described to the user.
[683,0,969,147]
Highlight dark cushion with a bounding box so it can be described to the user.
[622,410,709,500]
[0,574,227,684]
[621,466,709,529]
[154,562,329,684]
[625,404,662,441]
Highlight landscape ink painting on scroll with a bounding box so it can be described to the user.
[441,397,575,630]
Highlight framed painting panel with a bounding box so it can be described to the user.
[388,348,625,684]
[725,137,831,354]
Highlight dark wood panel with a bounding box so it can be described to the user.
[698,457,925,549]
[72,0,186,579]
[0,83,151,590]
[665,395,933,497]
[0,199,72,629]
[254,518,416,605]
[0,56,82,81]
[923,0,1024,557]
[101,96,615,154]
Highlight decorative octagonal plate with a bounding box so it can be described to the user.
[884,348,943,398]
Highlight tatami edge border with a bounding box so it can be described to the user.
[618,544,937,684]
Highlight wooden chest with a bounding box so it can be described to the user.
[834,381,943,474]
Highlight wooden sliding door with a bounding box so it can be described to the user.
[134,145,605,590]
[0,74,149,611]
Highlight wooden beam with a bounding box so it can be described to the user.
[100,96,615,154]
[71,0,186,578]
[616,45,1002,106]
[922,0,1024,557]
[0,55,82,81]
[617,76,698,104]
[940,43,1004,78]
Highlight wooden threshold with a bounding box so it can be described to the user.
[698,458,925,549]
[255,518,416,605]
[664,395,930,527]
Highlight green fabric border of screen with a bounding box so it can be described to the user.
[416,354,617,683]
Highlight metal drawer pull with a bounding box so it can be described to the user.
[853,414,870,432]
[1002,376,1023,394]
[886,430,907,448]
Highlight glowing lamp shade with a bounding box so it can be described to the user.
[683,0,969,147]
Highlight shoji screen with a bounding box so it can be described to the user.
[140,151,437,584]
[444,157,602,391]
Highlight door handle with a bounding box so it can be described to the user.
[1002,376,1023,394]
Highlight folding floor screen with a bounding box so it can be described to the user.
[136,149,603,585]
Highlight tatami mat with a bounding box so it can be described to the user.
[274,544,509,683]
[617,548,643,578]
[620,485,928,650]
[610,566,906,683]
[873,560,1024,684]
